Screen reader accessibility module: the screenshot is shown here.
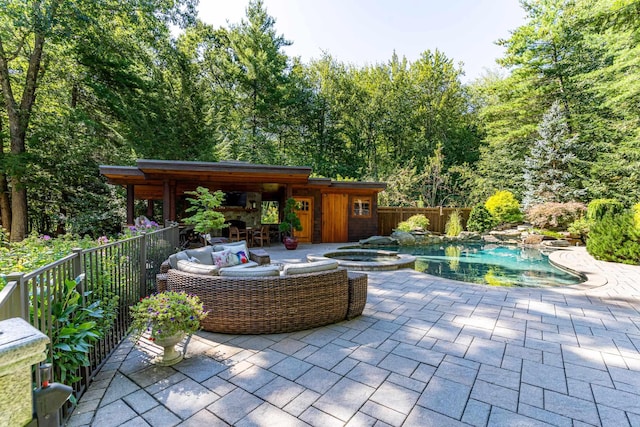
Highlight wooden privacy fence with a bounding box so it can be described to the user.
[378,207,472,236]
[0,223,179,421]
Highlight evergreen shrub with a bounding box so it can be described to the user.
[445,210,463,237]
[485,191,523,224]
[586,212,640,265]
[526,202,586,230]
[634,203,640,229]
[466,204,496,233]
[568,217,591,240]
[396,214,430,232]
[586,199,625,221]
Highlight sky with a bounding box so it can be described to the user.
[197,0,527,82]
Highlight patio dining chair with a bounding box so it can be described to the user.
[252,225,270,247]
[229,226,248,243]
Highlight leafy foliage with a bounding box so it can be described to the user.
[586,198,626,221]
[182,187,228,235]
[568,217,592,241]
[0,233,96,277]
[396,215,430,232]
[444,210,463,237]
[261,201,279,224]
[466,203,496,233]
[36,276,110,384]
[526,202,587,230]
[587,212,640,265]
[474,0,640,205]
[278,198,302,237]
[1,0,639,250]
[485,191,523,225]
[129,291,207,340]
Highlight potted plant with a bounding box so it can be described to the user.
[183,187,228,240]
[130,291,208,366]
[279,197,303,250]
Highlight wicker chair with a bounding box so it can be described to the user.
[159,268,353,334]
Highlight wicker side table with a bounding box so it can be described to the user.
[250,249,271,265]
[156,273,168,293]
[346,272,368,319]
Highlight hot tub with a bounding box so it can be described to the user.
[307,249,416,271]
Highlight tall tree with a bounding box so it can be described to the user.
[0,0,197,240]
[212,0,293,163]
[523,101,584,208]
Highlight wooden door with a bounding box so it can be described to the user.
[293,197,313,243]
[322,193,348,242]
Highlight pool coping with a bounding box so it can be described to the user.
[309,244,608,290]
[547,247,609,290]
[306,249,417,271]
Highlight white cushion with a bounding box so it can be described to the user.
[219,265,281,277]
[282,260,339,276]
[176,260,219,275]
[220,261,258,270]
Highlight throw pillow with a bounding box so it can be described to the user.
[212,249,235,268]
[236,250,249,264]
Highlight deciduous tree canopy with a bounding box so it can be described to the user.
[1,0,638,240]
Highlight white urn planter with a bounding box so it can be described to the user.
[153,332,185,366]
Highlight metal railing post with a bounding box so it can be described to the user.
[72,248,84,296]
[165,220,179,250]
[139,232,147,299]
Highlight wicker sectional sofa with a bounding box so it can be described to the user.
[156,242,367,334]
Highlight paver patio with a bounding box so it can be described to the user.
[67,244,640,426]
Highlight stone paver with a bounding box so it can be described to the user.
[66,244,640,426]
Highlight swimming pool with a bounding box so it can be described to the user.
[391,243,584,287]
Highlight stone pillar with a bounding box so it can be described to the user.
[0,318,49,427]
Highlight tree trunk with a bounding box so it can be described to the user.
[10,184,27,241]
[0,22,48,241]
[0,172,10,234]
[0,117,10,233]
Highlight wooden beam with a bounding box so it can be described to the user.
[163,181,170,223]
[126,185,134,225]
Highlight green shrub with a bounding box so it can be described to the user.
[183,187,228,235]
[35,275,111,385]
[586,198,625,221]
[634,203,640,229]
[526,202,587,230]
[445,210,463,237]
[396,214,430,232]
[0,233,96,277]
[466,204,496,233]
[568,217,592,240]
[485,190,523,224]
[586,212,640,265]
[535,229,564,239]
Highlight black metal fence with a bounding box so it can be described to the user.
[0,223,179,418]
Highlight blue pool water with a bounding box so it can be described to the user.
[391,243,584,287]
